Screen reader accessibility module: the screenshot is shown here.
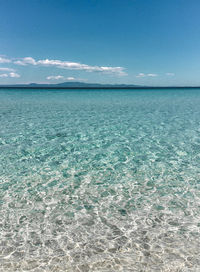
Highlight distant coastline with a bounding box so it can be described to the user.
[0,82,200,89]
[1,86,200,89]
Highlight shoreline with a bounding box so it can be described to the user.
[0,86,200,90]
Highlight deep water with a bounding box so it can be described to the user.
[1,88,200,271]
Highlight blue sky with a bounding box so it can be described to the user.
[0,0,200,86]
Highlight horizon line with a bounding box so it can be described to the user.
[1,86,200,90]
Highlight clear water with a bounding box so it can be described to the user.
[1,88,200,272]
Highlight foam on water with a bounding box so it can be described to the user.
[1,88,200,271]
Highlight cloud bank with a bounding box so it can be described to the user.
[147,73,157,77]
[13,57,127,76]
[136,73,158,78]
[9,72,20,78]
[0,73,9,78]
[46,75,64,80]
[0,57,11,64]
[46,76,80,81]
[0,67,15,72]
[0,72,20,78]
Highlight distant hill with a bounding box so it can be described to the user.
[0,82,196,89]
[0,81,141,88]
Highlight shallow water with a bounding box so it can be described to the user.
[1,88,200,271]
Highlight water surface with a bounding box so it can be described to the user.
[1,88,200,271]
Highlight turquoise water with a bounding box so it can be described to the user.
[1,88,200,272]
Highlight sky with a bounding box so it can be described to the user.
[0,0,200,86]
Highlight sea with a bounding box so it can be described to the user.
[0,88,200,272]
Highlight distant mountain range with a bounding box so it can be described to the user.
[0,82,141,88]
[0,82,198,89]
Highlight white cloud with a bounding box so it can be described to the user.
[0,67,15,72]
[46,75,64,80]
[136,73,145,78]
[46,76,81,81]
[166,73,175,76]
[136,73,158,78]
[0,73,8,78]
[0,57,11,64]
[0,67,20,78]
[14,57,37,66]
[14,57,126,76]
[0,72,20,78]
[9,72,20,78]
